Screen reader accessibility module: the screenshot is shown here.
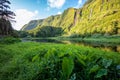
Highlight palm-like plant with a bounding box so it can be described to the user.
[0,0,15,35]
[0,0,15,19]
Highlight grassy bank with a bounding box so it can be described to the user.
[0,42,120,80]
[25,36,120,44]
[83,37,120,44]
[58,36,120,44]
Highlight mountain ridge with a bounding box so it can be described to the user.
[21,0,120,37]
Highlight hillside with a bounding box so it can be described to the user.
[21,0,120,37]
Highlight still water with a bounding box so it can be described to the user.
[23,38,120,53]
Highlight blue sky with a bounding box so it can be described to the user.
[10,0,86,30]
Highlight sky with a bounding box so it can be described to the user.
[10,0,86,30]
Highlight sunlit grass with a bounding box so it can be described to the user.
[0,42,120,80]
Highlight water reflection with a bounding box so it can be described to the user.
[22,38,63,43]
[68,40,120,52]
[23,38,120,53]
[32,38,63,43]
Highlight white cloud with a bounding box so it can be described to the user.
[13,9,39,30]
[57,11,62,14]
[47,0,66,9]
[76,0,83,8]
[35,10,39,14]
[78,0,82,4]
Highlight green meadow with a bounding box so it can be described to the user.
[0,41,120,80]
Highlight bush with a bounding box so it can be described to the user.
[91,33,103,38]
[0,37,21,44]
[69,33,81,38]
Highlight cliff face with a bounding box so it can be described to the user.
[22,0,120,36]
[71,0,120,35]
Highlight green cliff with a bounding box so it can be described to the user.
[21,0,120,37]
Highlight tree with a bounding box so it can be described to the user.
[0,0,15,35]
[36,26,63,37]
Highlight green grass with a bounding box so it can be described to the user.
[83,37,120,44]
[57,36,120,44]
[0,42,120,80]
[25,36,120,44]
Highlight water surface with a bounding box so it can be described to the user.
[22,38,120,53]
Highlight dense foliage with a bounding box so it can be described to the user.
[22,0,120,37]
[17,31,29,38]
[0,42,120,80]
[0,18,13,35]
[0,37,21,44]
[35,26,63,37]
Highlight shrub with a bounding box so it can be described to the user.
[0,37,21,44]
[91,33,103,38]
[69,33,81,38]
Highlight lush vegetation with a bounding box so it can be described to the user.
[35,26,63,37]
[0,36,21,44]
[21,0,120,37]
[0,18,13,35]
[0,41,120,80]
[0,0,120,80]
[32,34,120,44]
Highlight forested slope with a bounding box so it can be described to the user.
[21,0,120,37]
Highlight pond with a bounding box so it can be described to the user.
[22,38,120,53]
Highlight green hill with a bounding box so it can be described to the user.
[21,0,120,37]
